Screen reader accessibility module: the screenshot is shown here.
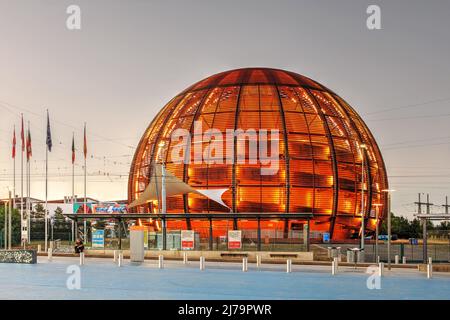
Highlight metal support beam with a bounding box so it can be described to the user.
[306,219,310,252]
[162,217,167,250]
[209,218,213,250]
[283,218,289,239]
[117,218,122,250]
[257,217,261,251]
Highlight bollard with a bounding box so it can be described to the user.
[118,252,123,267]
[427,257,433,279]
[199,256,205,271]
[395,255,399,265]
[183,251,188,264]
[47,248,52,262]
[113,250,118,263]
[286,259,292,273]
[402,256,407,264]
[333,257,339,274]
[331,260,336,275]
[79,252,85,266]
[158,255,164,269]
[377,256,380,263]
[242,257,248,272]
[37,244,41,253]
[378,262,384,277]
[256,255,261,268]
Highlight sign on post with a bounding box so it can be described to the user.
[228,230,242,249]
[181,230,195,250]
[92,229,105,248]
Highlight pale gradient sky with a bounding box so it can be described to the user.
[0,0,450,219]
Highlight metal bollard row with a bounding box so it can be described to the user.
[199,256,205,270]
[427,257,433,279]
[183,251,188,264]
[256,255,261,268]
[158,255,164,269]
[242,258,248,272]
[118,251,123,267]
[286,259,292,273]
[378,262,384,277]
[79,252,85,266]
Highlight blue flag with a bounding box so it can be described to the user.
[46,110,52,152]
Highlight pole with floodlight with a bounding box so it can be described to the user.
[359,144,367,254]
[372,203,383,262]
[382,189,395,270]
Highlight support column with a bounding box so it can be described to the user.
[423,218,427,263]
[162,217,167,250]
[257,217,261,251]
[118,218,122,250]
[306,219,311,252]
[233,218,238,230]
[283,218,289,239]
[74,218,79,241]
[209,218,213,250]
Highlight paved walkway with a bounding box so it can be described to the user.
[0,257,449,299]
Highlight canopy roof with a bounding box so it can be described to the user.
[129,164,228,209]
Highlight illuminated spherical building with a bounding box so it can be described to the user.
[129,68,388,240]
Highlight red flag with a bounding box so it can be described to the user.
[26,128,32,161]
[20,114,25,152]
[83,123,87,159]
[12,127,16,159]
[72,133,75,164]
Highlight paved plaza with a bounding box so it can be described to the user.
[0,257,449,300]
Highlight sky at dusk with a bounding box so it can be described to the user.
[0,0,450,219]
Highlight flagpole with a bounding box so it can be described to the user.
[20,114,24,247]
[13,125,16,209]
[44,110,50,253]
[72,132,75,243]
[27,121,31,244]
[84,123,87,243]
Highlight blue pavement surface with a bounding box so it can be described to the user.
[0,257,449,300]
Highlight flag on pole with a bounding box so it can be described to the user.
[83,123,87,159]
[21,114,25,152]
[72,133,76,164]
[46,110,52,152]
[26,128,32,162]
[12,127,16,159]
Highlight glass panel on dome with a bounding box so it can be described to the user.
[314,188,333,215]
[289,187,314,213]
[290,159,314,186]
[259,85,280,111]
[288,134,313,159]
[285,112,309,134]
[217,86,240,112]
[278,86,303,112]
[239,86,259,111]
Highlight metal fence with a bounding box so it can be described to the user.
[318,242,450,263]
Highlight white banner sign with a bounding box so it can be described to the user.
[181,230,195,250]
[228,230,242,249]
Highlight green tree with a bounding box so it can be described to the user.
[54,207,65,221]
[0,206,21,245]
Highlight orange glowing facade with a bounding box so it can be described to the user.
[128,68,388,239]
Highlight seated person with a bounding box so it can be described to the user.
[74,239,85,253]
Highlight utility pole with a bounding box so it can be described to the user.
[415,193,433,263]
[443,196,449,215]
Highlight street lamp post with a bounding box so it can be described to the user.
[158,141,167,251]
[373,203,383,262]
[359,144,367,254]
[382,189,395,270]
